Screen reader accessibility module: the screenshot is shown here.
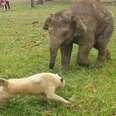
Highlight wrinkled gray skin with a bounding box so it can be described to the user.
[43,0,113,70]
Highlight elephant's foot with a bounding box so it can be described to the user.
[95,54,111,68]
[106,49,111,60]
[89,56,107,68]
[62,66,69,71]
[87,62,103,69]
[49,62,54,69]
[96,56,106,68]
[77,58,90,66]
[61,61,70,71]
[96,49,111,66]
[95,61,105,68]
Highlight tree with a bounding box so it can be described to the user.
[31,0,35,7]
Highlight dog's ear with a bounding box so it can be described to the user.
[0,79,8,87]
[55,74,63,82]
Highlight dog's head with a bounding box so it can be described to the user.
[55,74,65,88]
[60,78,65,88]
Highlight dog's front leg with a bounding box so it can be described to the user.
[46,93,70,104]
[45,83,70,104]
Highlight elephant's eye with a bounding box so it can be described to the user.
[49,27,54,32]
[62,30,69,36]
[62,31,68,37]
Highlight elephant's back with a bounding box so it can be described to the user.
[71,0,112,22]
[71,0,96,17]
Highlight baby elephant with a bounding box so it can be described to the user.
[43,0,113,70]
[0,73,70,104]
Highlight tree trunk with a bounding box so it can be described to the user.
[31,0,35,7]
[36,0,44,5]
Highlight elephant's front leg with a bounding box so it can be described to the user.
[60,43,73,70]
[49,48,58,69]
[77,33,94,66]
[77,45,92,66]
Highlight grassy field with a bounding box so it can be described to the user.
[0,1,116,116]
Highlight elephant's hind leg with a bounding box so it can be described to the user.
[96,47,111,67]
[95,23,112,67]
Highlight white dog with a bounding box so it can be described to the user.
[0,73,70,104]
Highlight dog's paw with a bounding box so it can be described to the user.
[69,95,78,102]
[63,99,71,104]
[64,100,71,107]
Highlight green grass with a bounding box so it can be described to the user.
[0,1,116,116]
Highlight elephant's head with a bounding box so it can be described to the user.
[43,12,87,69]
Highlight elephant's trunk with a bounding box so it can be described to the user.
[49,47,58,69]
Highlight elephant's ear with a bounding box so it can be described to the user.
[73,16,87,32]
[43,14,54,30]
[62,14,87,32]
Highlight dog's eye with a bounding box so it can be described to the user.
[60,78,63,82]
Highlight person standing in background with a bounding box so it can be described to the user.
[5,0,10,10]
